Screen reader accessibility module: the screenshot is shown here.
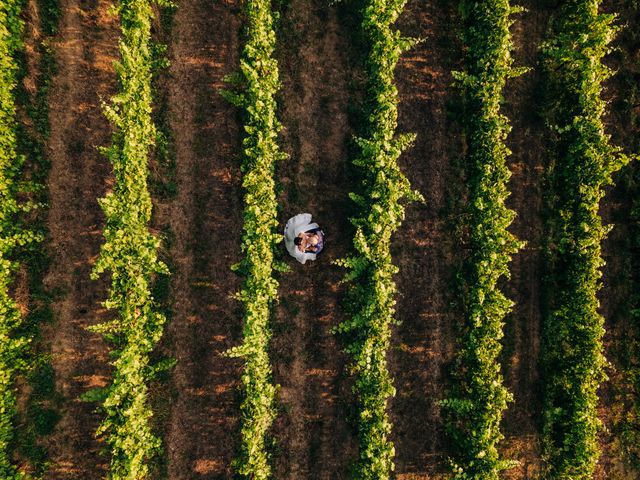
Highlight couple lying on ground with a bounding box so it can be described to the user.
[284,213,324,264]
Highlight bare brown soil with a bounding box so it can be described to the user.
[270,2,357,478]
[21,0,42,98]
[11,0,640,478]
[159,1,244,478]
[500,3,550,478]
[594,2,640,479]
[39,0,119,477]
[390,2,463,478]
[13,0,46,474]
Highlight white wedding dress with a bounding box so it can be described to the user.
[284,213,319,264]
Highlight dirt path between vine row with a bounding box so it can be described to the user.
[389,2,462,478]
[161,1,244,478]
[595,1,640,478]
[499,3,550,478]
[270,2,357,478]
[40,0,118,477]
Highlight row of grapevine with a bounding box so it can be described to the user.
[89,0,170,478]
[0,0,43,477]
[221,1,286,479]
[440,1,525,479]
[334,1,422,478]
[541,1,635,479]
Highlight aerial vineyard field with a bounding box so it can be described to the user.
[1,0,639,479]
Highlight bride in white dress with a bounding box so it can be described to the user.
[283,213,323,264]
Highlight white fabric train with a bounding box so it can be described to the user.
[284,213,319,264]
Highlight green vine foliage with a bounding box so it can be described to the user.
[541,1,637,478]
[221,2,286,479]
[439,2,525,479]
[0,0,44,478]
[334,1,422,479]
[89,0,172,478]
